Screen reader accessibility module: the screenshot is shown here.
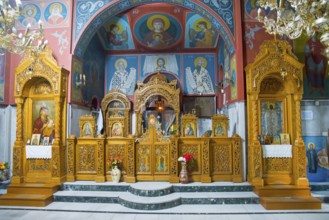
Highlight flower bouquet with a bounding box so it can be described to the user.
[178,153,195,171]
[0,162,10,182]
[107,156,122,183]
[178,153,195,184]
[107,155,122,169]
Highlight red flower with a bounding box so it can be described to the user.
[183,153,193,164]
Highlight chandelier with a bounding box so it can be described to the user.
[0,0,47,56]
[257,0,329,60]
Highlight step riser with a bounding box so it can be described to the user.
[255,189,310,197]
[261,202,322,210]
[53,196,260,210]
[7,188,58,195]
[0,198,53,207]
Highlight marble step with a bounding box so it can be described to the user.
[53,191,259,210]
[61,181,253,197]
[312,191,329,203]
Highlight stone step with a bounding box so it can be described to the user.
[312,191,329,203]
[61,181,253,195]
[53,190,259,210]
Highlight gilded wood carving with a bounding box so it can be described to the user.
[101,90,131,137]
[134,73,180,136]
[12,47,68,184]
[245,40,307,187]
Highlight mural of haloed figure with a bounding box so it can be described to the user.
[106,56,138,95]
[184,54,215,95]
[185,13,219,48]
[134,13,182,49]
[98,15,134,50]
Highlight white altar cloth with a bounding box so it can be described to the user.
[26,145,52,159]
[262,145,292,158]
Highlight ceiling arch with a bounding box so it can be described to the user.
[73,0,235,57]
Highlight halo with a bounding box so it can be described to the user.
[155,57,167,66]
[147,14,170,31]
[105,21,124,33]
[308,142,315,149]
[23,4,37,18]
[152,33,163,40]
[114,58,127,70]
[49,2,63,13]
[194,56,208,68]
[193,18,211,32]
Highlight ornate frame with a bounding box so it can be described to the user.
[79,115,96,137]
[109,115,125,137]
[12,47,69,184]
[134,73,180,136]
[245,40,306,187]
[101,90,131,137]
[212,114,228,137]
[181,114,197,137]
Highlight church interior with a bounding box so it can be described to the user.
[0,0,329,219]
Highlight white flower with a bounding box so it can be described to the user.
[178,157,186,162]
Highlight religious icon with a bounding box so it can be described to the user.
[33,105,55,144]
[112,123,123,137]
[215,122,225,136]
[261,101,283,137]
[108,58,136,95]
[280,133,290,145]
[185,56,214,94]
[45,2,66,25]
[20,4,39,27]
[31,134,41,145]
[139,156,149,172]
[106,23,128,49]
[83,123,93,136]
[43,137,50,145]
[272,135,281,144]
[185,123,195,136]
[142,15,174,48]
[189,18,215,48]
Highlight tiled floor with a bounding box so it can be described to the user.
[1,182,329,219]
[0,203,329,219]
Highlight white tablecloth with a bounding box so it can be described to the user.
[26,145,52,159]
[262,145,292,158]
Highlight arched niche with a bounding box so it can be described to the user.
[245,40,307,187]
[101,90,132,137]
[12,47,69,184]
[134,73,180,136]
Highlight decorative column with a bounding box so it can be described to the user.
[232,134,242,182]
[54,97,62,146]
[125,139,136,183]
[251,94,263,186]
[169,137,179,183]
[293,94,308,186]
[96,136,105,182]
[66,135,76,182]
[201,138,211,183]
[11,98,24,183]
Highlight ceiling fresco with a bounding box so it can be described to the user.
[74,1,235,57]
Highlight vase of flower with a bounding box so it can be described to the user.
[179,162,189,184]
[0,162,9,182]
[111,165,121,183]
